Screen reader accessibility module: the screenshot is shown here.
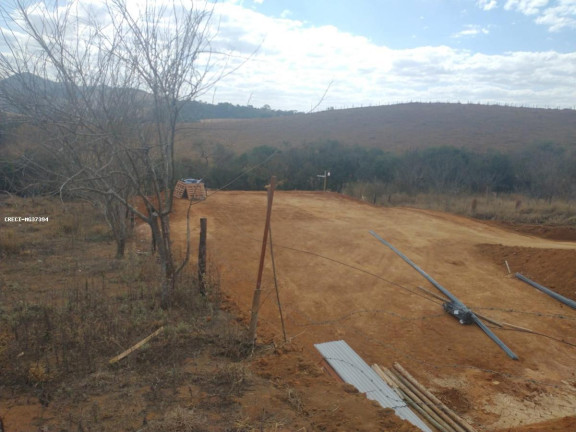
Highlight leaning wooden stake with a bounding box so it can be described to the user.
[248,176,277,344]
[109,327,164,364]
[394,363,478,432]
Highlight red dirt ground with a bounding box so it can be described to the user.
[168,191,576,431]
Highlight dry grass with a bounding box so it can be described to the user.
[0,230,24,256]
[0,195,288,432]
[343,185,576,226]
[387,193,576,225]
[147,407,206,432]
[175,103,576,158]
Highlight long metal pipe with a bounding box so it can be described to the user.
[369,231,465,308]
[369,231,519,360]
[471,315,518,360]
[515,273,576,310]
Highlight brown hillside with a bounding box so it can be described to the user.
[175,103,576,157]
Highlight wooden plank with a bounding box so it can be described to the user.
[109,327,164,364]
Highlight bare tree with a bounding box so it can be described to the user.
[0,0,231,307]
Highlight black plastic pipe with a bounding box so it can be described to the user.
[370,231,519,360]
[515,273,576,310]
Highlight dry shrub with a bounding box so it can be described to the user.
[346,188,576,226]
[216,322,251,361]
[0,231,23,256]
[148,407,206,432]
[233,417,288,432]
[211,363,250,396]
[28,361,52,384]
[286,387,303,413]
[1,278,169,385]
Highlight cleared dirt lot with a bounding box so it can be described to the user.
[170,191,576,431]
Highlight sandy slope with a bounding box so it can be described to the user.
[170,191,576,431]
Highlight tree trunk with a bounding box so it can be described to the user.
[158,213,176,309]
[116,237,126,259]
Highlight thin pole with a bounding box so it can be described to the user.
[323,170,327,192]
[198,218,207,295]
[248,176,277,344]
[269,225,287,342]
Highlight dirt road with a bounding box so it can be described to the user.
[170,191,576,431]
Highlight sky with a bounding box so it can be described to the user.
[1,0,575,112]
[206,0,576,111]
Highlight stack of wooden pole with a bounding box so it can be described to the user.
[371,363,477,432]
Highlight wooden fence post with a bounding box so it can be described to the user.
[198,218,207,295]
[248,176,277,344]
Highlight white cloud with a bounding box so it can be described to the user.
[477,0,498,11]
[497,0,576,31]
[452,25,490,38]
[207,3,576,110]
[535,0,576,31]
[504,0,549,15]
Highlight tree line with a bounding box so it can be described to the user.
[4,138,575,201]
[173,140,576,200]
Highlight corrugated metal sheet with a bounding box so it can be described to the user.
[315,340,432,432]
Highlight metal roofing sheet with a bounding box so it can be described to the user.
[315,340,432,432]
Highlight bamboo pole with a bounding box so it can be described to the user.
[473,312,504,328]
[399,388,450,432]
[374,365,455,432]
[109,327,164,364]
[394,363,478,432]
[387,367,464,432]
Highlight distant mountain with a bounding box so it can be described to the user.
[0,73,297,120]
[175,102,576,156]
[0,73,66,113]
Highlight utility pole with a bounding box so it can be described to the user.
[248,176,277,345]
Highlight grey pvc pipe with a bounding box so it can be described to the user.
[370,230,519,360]
[471,315,519,360]
[515,273,576,310]
[369,231,466,308]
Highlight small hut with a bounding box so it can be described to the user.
[173,179,207,201]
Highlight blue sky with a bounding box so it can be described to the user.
[205,0,576,111]
[250,0,575,54]
[1,0,574,111]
